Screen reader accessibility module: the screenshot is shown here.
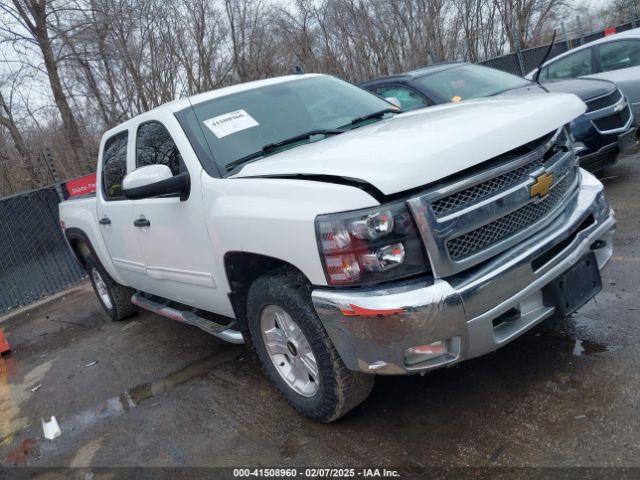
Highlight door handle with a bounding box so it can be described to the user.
[99,216,111,225]
[133,217,150,228]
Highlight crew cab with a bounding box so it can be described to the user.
[59,74,616,422]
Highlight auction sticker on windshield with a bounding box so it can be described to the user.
[203,109,259,138]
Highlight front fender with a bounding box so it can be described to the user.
[202,174,379,286]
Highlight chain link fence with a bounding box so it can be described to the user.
[0,184,86,315]
[481,20,639,77]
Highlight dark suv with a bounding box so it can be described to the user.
[360,62,637,172]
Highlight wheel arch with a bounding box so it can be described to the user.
[223,251,312,330]
[65,228,97,270]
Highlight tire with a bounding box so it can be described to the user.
[247,269,375,422]
[86,257,137,322]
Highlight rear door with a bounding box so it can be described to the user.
[96,129,148,286]
[129,118,223,311]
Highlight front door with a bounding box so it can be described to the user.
[128,120,222,311]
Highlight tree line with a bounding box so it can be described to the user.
[0,0,632,195]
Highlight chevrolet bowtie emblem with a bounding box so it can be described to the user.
[530,172,554,198]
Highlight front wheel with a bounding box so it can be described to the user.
[247,270,374,422]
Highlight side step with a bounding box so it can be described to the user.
[131,293,244,344]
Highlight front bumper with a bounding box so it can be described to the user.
[312,169,615,375]
[575,125,636,173]
[578,142,620,172]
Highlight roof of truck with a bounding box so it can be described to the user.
[163,74,325,113]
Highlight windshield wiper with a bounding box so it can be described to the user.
[348,108,400,127]
[225,129,344,172]
[262,129,344,153]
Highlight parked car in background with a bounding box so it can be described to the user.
[526,28,640,122]
[360,62,637,172]
[60,74,614,422]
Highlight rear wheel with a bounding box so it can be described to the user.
[86,257,137,321]
[247,270,374,422]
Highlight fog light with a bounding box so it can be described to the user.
[404,341,447,366]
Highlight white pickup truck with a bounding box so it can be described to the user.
[59,74,615,422]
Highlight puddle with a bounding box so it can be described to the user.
[127,354,226,403]
[572,339,620,356]
[36,350,239,454]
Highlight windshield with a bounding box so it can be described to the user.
[175,76,393,176]
[416,64,531,102]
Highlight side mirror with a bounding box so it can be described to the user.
[122,164,190,201]
[385,96,402,109]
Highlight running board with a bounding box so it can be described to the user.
[131,293,244,344]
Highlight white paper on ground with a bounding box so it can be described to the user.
[203,109,259,138]
[42,416,61,440]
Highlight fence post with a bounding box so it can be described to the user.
[512,15,525,76]
[576,16,584,45]
[630,6,637,28]
[561,22,570,50]
[43,148,65,202]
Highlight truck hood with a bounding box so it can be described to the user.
[233,92,586,196]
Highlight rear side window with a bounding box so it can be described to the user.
[544,49,593,79]
[600,40,640,72]
[102,131,128,200]
[136,121,183,176]
[375,86,429,110]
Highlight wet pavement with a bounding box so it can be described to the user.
[1,153,640,472]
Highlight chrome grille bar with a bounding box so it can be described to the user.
[446,169,577,260]
[407,127,581,278]
[431,156,545,217]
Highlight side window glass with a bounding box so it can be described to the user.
[600,40,640,72]
[376,86,428,110]
[102,131,128,200]
[546,49,593,79]
[136,121,183,176]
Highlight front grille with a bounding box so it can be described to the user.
[407,126,579,277]
[431,157,545,216]
[585,89,622,113]
[445,170,576,260]
[593,105,631,131]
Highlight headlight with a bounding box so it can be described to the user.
[316,202,430,286]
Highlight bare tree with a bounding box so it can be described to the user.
[0,70,40,187]
[3,0,87,167]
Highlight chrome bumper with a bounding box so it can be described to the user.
[312,169,615,375]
